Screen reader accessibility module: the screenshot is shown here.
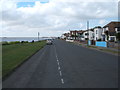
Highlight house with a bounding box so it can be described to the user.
[70,30,86,40]
[77,30,85,40]
[61,33,70,40]
[70,30,78,40]
[82,29,94,40]
[88,29,94,40]
[93,26,103,41]
[103,22,120,41]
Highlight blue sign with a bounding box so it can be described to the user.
[96,41,107,47]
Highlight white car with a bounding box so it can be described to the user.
[46,39,53,45]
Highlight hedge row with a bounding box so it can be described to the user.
[1,41,29,45]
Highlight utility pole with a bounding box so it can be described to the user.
[87,21,89,45]
[38,32,39,41]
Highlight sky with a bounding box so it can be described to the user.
[0,0,119,37]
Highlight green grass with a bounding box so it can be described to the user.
[2,41,46,77]
[87,46,97,48]
[99,49,120,54]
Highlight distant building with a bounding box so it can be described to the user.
[70,30,78,40]
[61,33,70,40]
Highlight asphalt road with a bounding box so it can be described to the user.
[3,39,118,88]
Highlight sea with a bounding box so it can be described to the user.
[0,37,48,42]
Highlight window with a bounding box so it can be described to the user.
[96,30,97,34]
[116,27,120,32]
[115,28,117,32]
[85,33,89,35]
[106,27,108,30]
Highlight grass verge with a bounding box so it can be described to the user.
[87,46,97,48]
[2,41,46,78]
[99,49,120,54]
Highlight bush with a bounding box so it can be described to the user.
[9,41,20,44]
[109,40,114,42]
[21,41,28,43]
[31,40,34,43]
[97,39,101,41]
[2,41,9,45]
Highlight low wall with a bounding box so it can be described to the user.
[95,41,107,47]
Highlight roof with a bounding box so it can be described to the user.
[103,21,120,28]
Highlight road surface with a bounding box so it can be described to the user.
[3,39,118,88]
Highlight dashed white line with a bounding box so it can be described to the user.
[54,45,64,84]
[57,62,60,66]
[58,66,60,70]
[59,71,62,76]
[61,78,64,84]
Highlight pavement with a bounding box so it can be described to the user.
[73,41,120,56]
[3,39,118,88]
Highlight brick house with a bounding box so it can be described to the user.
[102,22,120,41]
[70,30,85,40]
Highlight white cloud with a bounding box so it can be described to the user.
[99,20,106,25]
[0,0,118,37]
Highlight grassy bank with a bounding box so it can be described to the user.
[2,41,46,78]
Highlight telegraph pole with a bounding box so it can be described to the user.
[87,21,89,45]
[38,32,39,41]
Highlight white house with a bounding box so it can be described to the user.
[82,30,94,40]
[88,30,94,40]
[101,27,108,41]
[61,34,66,39]
[93,26,103,41]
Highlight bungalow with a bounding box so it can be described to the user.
[103,22,120,41]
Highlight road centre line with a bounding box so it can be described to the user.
[61,78,64,84]
[59,71,62,76]
[58,66,60,70]
[54,45,64,84]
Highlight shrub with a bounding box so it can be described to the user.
[97,39,101,41]
[21,41,28,43]
[9,41,20,44]
[31,40,34,43]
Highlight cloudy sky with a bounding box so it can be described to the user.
[0,0,119,37]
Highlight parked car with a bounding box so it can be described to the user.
[46,39,53,45]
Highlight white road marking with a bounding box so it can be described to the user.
[57,62,60,66]
[59,71,62,76]
[61,78,64,84]
[58,66,60,70]
[54,45,64,84]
